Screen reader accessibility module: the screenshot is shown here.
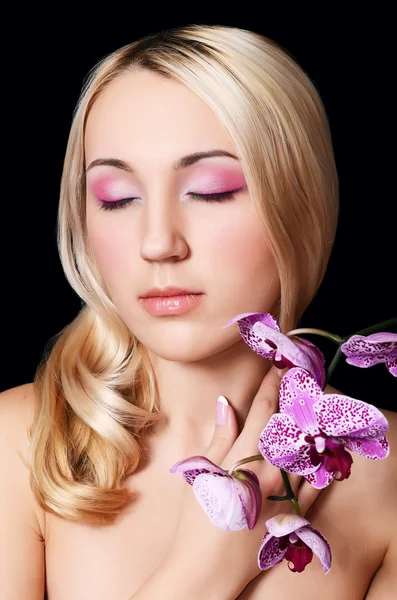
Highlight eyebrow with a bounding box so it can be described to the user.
[85,149,240,174]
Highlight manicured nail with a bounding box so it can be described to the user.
[216,395,229,425]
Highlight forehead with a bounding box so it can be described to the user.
[85,69,236,166]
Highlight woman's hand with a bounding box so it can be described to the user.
[161,365,321,599]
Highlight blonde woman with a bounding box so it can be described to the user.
[1,24,396,600]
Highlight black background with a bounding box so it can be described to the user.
[2,13,395,410]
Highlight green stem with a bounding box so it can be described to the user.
[227,453,264,476]
[280,469,295,497]
[281,470,301,516]
[352,317,397,337]
[286,328,343,345]
[291,498,302,516]
[326,345,343,385]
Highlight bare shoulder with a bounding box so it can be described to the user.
[323,382,397,558]
[0,382,46,538]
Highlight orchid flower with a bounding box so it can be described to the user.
[169,456,262,531]
[258,513,331,573]
[259,367,389,488]
[223,312,326,388]
[340,332,397,376]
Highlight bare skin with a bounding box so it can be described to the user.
[0,382,396,599]
[1,70,396,599]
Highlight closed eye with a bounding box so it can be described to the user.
[97,188,244,211]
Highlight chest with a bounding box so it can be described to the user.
[45,468,185,599]
[44,468,382,600]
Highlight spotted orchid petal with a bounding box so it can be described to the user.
[222,312,326,386]
[170,456,262,531]
[257,533,288,570]
[292,336,327,389]
[222,312,283,360]
[304,463,337,488]
[314,395,389,441]
[278,367,322,435]
[340,332,397,376]
[169,455,225,485]
[386,350,397,376]
[259,367,390,487]
[258,514,332,573]
[343,435,389,459]
[258,413,318,475]
[193,472,247,531]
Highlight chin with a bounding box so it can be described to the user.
[130,325,240,364]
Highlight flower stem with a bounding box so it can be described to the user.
[286,328,343,345]
[326,345,343,385]
[291,498,302,516]
[351,317,397,337]
[280,470,301,516]
[227,453,264,476]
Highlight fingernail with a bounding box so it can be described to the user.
[216,395,229,425]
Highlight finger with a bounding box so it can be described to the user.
[238,365,282,447]
[296,477,323,517]
[203,395,239,465]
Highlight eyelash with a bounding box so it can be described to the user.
[98,189,239,211]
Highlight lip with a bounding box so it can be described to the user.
[139,293,204,316]
[140,286,202,298]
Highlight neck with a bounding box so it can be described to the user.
[144,339,272,460]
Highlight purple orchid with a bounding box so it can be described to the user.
[169,456,262,531]
[223,312,326,388]
[259,367,389,488]
[258,513,331,573]
[341,332,397,377]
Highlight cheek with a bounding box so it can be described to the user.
[86,219,136,285]
[209,217,278,294]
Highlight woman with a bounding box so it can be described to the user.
[1,24,395,599]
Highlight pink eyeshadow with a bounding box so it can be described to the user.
[88,176,137,201]
[186,168,246,194]
[87,166,247,199]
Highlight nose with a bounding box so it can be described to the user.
[139,194,189,262]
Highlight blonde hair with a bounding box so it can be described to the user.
[28,24,339,524]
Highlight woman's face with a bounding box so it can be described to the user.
[85,69,280,361]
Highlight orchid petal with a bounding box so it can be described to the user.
[314,395,389,439]
[292,337,327,389]
[253,321,319,373]
[169,455,225,485]
[192,472,247,531]
[343,435,390,459]
[323,447,353,481]
[278,367,322,435]
[222,312,281,360]
[258,532,288,570]
[284,543,313,572]
[295,526,332,573]
[265,513,310,537]
[233,469,262,530]
[258,413,318,475]
[222,311,280,331]
[340,332,397,369]
[304,463,335,488]
[224,312,282,359]
[386,349,397,376]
